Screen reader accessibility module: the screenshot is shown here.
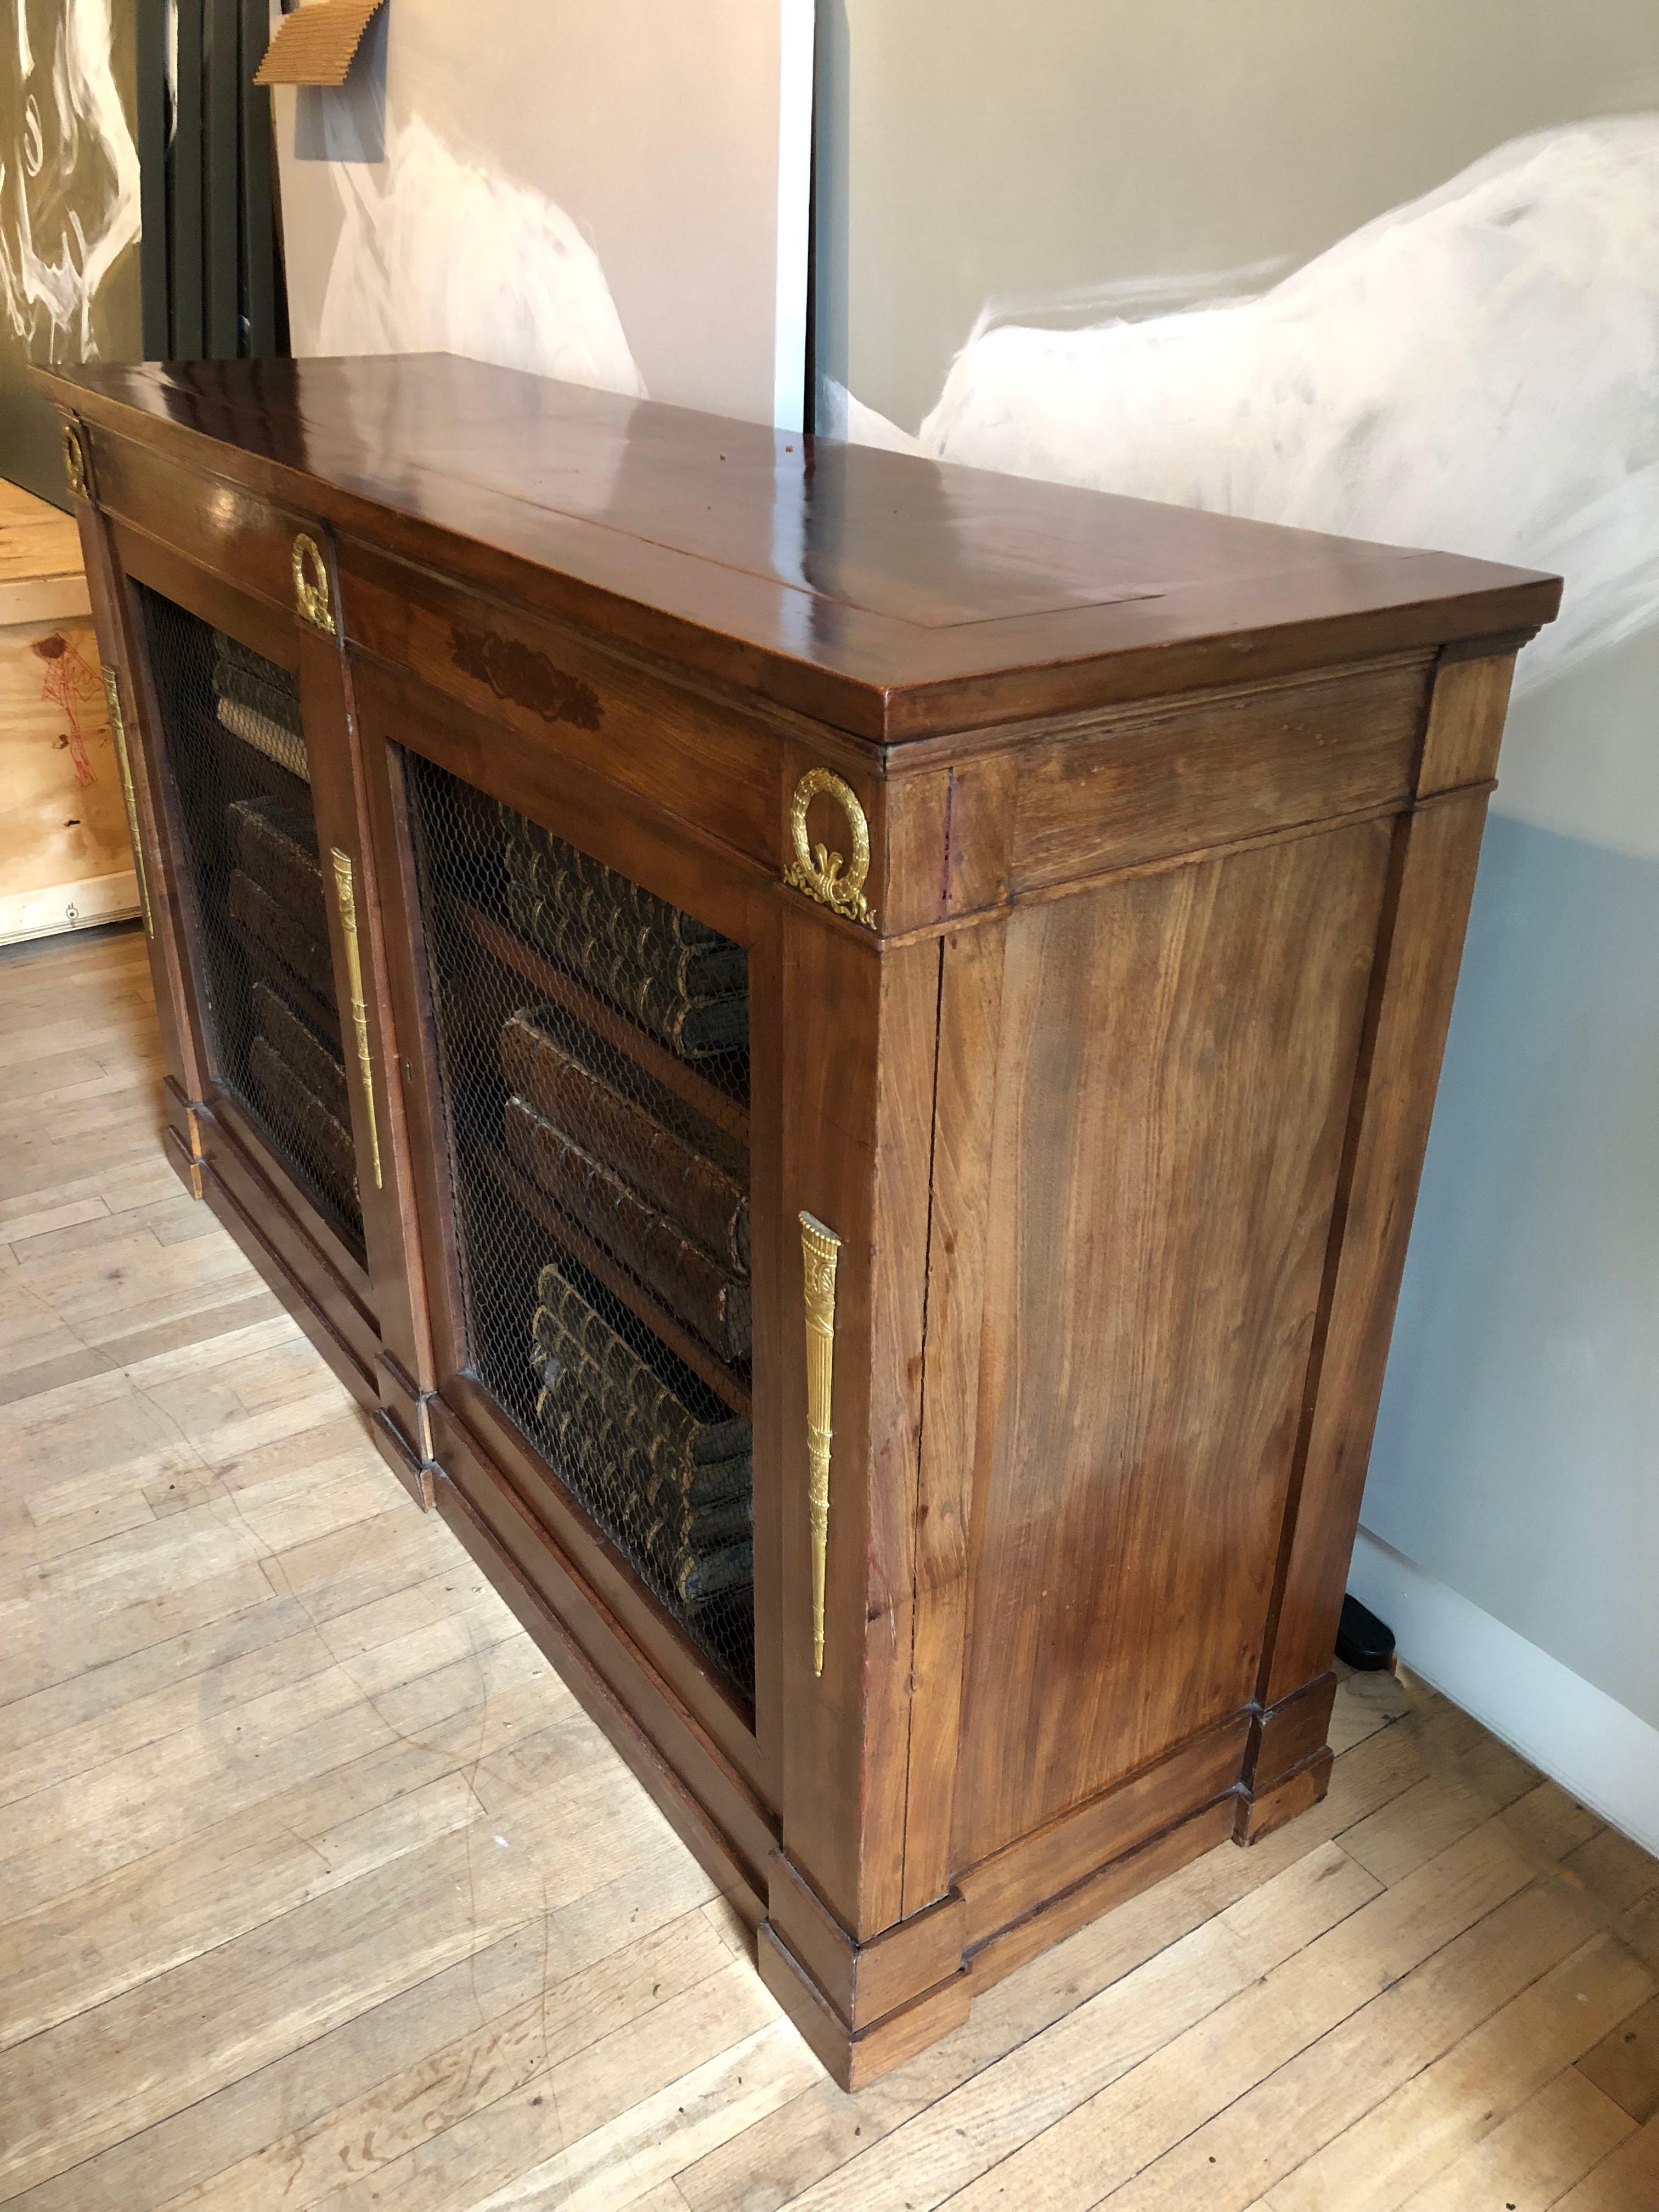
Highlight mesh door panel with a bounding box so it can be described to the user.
[404,754,756,1699]
[137,588,364,1257]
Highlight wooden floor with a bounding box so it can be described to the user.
[3,923,1657,2212]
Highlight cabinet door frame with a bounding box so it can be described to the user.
[81,499,420,1410]
[349,648,787,1803]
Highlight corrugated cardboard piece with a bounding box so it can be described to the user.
[255,0,388,88]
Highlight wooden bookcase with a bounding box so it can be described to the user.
[38,356,1558,2088]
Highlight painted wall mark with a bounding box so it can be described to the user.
[834,120,1659,704]
[314,115,645,397]
[0,0,139,362]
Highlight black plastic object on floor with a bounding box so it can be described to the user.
[1338,1592,1396,1672]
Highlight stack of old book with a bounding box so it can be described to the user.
[224,793,359,1227]
[498,804,747,1064]
[212,632,309,780]
[500,1005,751,1366]
[531,1261,753,1642]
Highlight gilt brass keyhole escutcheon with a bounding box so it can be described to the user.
[61,425,87,499]
[292,533,335,635]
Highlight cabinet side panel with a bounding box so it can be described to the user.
[1262,790,1491,1708]
[953,820,1393,1866]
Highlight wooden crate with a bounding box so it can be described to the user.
[0,479,138,944]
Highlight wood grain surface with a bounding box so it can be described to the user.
[38,356,1560,740]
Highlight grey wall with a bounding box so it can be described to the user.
[817,0,1659,433]
[1367,692,1659,1733]
[815,2,1659,1740]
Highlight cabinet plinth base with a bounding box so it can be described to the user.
[757,1922,970,2092]
[369,1408,435,1510]
[758,1782,1252,2090]
[374,1352,437,1509]
[163,1084,207,1199]
[1234,1746,1336,1844]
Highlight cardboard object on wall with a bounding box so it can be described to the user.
[0,484,139,946]
[257,0,389,87]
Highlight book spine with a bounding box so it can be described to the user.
[532,1267,750,1460]
[503,807,721,948]
[229,870,337,1008]
[506,882,747,1065]
[670,1540,754,1604]
[530,1301,752,1560]
[248,1036,358,1211]
[216,700,313,785]
[656,1449,753,1508]
[646,1488,752,1553]
[214,659,307,742]
[252,980,351,1126]
[506,1098,750,1364]
[229,800,326,934]
[531,1290,695,1475]
[501,1012,749,1272]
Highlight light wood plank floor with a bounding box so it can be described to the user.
[3,922,1657,2212]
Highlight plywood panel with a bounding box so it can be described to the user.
[0,609,138,944]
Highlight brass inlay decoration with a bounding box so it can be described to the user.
[799,1210,842,1677]
[103,667,153,938]
[330,848,383,1188]
[292,532,335,634]
[785,768,877,930]
[61,425,87,499]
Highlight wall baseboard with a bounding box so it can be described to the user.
[1350,1527,1659,1859]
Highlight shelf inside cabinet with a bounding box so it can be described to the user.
[453,898,750,1149]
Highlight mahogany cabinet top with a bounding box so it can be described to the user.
[39,353,1560,744]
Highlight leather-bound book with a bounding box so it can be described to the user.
[531,1364,754,1615]
[213,634,308,778]
[505,880,748,1060]
[228,868,337,1006]
[228,867,338,1008]
[530,1274,751,1468]
[658,1537,753,1605]
[500,1009,749,1273]
[214,633,304,733]
[500,805,721,947]
[505,1094,752,1364]
[532,1362,754,1610]
[248,1034,358,1215]
[644,1489,752,1557]
[252,979,352,1128]
[529,1264,753,1582]
[534,1263,750,1455]
[216,659,302,735]
[500,834,747,998]
[228,797,327,934]
[642,1447,752,1512]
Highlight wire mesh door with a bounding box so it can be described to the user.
[136,586,365,1260]
[402,753,757,1702]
